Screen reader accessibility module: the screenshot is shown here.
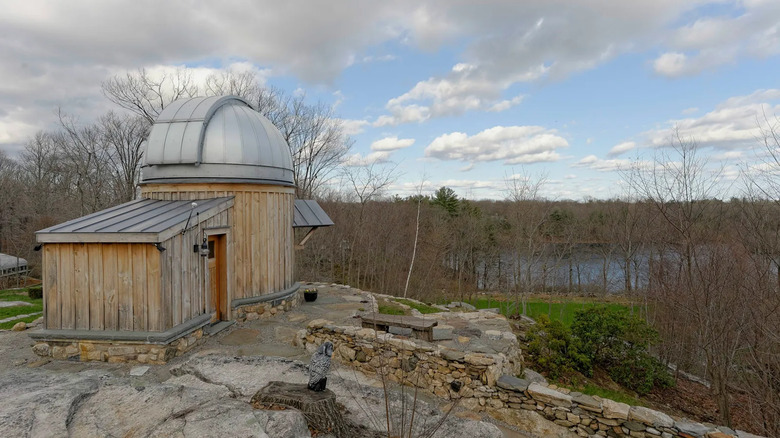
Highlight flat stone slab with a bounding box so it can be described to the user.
[629,406,673,428]
[0,301,32,308]
[496,375,530,392]
[527,382,572,408]
[432,324,454,340]
[601,398,630,420]
[388,326,413,336]
[129,366,149,376]
[675,419,715,437]
[571,393,601,412]
[0,312,42,324]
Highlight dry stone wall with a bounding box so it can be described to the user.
[32,328,205,364]
[234,292,301,322]
[299,321,764,438]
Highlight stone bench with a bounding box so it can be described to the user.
[358,314,438,341]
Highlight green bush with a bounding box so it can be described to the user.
[571,308,673,394]
[525,314,589,380]
[27,286,43,300]
[526,308,673,394]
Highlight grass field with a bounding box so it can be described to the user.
[0,287,43,329]
[462,296,634,326]
[379,292,640,327]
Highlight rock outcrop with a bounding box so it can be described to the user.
[0,354,503,438]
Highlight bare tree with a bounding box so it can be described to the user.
[102,67,198,124]
[404,176,427,298]
[505,170,551,315]
[99,112,148,202]
[631,131,744,427]
[204,69,263,100]
[341,162,399,288]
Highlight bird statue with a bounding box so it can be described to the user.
[308,341,334,391]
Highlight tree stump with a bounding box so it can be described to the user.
[251,381,350,437]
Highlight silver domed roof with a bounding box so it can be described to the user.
[141,96,294,186]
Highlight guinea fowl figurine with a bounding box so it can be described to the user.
[308,341,334,391]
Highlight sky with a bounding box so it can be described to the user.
[1,0,780,200]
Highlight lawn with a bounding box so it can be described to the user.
[463,296,631,326]
[377,300,406,315]
[0,287,43,329]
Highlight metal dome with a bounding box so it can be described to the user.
[141,96,294,186]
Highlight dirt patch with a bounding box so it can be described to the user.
[220,328,260,345]
[648,377,760,435]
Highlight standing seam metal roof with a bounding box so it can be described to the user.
[36,197,234,242]
[293,200,334,228]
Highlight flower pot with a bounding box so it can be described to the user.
[303,291,318,302]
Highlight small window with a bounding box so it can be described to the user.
[207,240,215,259]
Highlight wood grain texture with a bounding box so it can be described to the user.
[43,245,59,329]
[118,243,133,331]
[87,245,103,330]
[103,244,118,330]
[146,244,162,331]
[131,244,147,330]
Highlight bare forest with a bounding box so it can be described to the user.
[0,69,779,435]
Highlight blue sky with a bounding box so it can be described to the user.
[1,0,779,200]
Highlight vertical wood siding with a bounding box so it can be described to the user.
[40,182,292,332]
[42,243,160,331]
[141,183,295,301]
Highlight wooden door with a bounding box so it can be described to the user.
[208,234,228,320]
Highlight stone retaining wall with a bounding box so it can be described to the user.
[32,328,205,364]
[31,291,303,363]
[234,292,301,322]
[298,321,763,438]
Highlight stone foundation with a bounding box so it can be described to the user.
[32,329,205,364]
[30,288,304,364]
[298,321,762,438]
[234,290,302,322]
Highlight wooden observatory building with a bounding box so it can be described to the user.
[31,96,332,361]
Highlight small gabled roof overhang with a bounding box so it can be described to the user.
[293,200,334,228]
[36,197,234,244]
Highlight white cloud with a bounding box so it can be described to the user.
[337,118,371,136]
[343,136,415,168]
[644,89,780,150]
[370,136,415,151]
[373,104,430,127]
[572,155,648,172]
[489,95,525,112]
[342,151,393,167]
[361,54,397,63]
[425,125,568,165]
[682,107,699,115]
[653,1,780,77]
[653,52,689,77]
[607,141,636,157]
[3,1,780,153]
